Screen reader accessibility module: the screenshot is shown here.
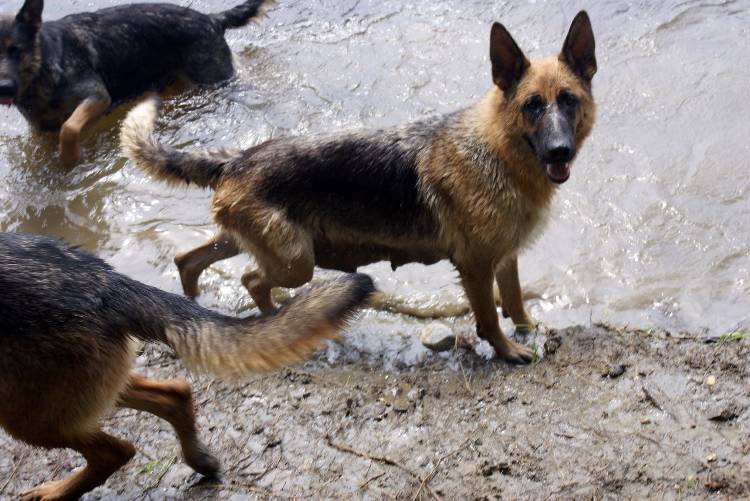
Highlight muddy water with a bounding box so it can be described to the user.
[0,1,748,362]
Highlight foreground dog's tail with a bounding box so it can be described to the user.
[212,0,273,30]
[130,274,374,377]
[121,98,238,189]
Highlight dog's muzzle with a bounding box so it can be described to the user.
[0,79,17,106]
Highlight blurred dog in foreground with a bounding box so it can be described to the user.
[122,12,597,365]
[0,232,373,500]
[0,0,273,167]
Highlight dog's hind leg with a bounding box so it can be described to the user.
[241,268,275,314]
[21,431,135,501]
[174,232,241,298]
[237,221,315,315]
[495,257,536,330]
[241,253,316,315]
[117,374,220,477]
[59,92,111,168]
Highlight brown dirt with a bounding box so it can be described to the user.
[1,325,748,500]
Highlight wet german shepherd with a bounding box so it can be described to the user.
[0,0,272,167]
[122,12,597,364]
[0,232,373,500]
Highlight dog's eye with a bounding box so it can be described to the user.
[558,91,579,109]
[523,95,546,115]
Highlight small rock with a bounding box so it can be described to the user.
[407,387,425,402]
[392,396,411,413]
[705,375,717,387]
[265,438,282,450]
[227,428,242,442]
[290,387,310,400]
[419,323,456,352]
[709,407,740,422]
[384,383,412,413]
[706,453,717,463]
[604,364,627,378]
[543,334,562,355]
[705,474,731,492]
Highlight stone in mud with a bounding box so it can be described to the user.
[707,404,741,422]
[604,364,627,378]
[419,323,456,352]
[388,383,413,412]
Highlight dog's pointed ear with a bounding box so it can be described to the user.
[490,22,530,93]
[15,0,44,29]
[559,11,596,81]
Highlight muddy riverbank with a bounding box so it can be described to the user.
[2,323,747,500]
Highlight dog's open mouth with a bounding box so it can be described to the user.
[0,97,13,107]
[545,163,570,184]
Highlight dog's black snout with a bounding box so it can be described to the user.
[547,144,575,163]
[0,79,17,98]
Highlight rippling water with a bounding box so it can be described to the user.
[1,0,748,356]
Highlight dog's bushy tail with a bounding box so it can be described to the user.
[212,0,274,30]
[130,274,374,377]
[121,98,237,189]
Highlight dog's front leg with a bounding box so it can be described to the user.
[459,262,535,364]
[496,257,536,331]
[59,95,110,168]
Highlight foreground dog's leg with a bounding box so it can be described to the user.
[117,374,220,477]
[21,432,135,501]
[59,95,111,168]
[459,264,535,364]
[496,257,536,330]
[174,232,241,298]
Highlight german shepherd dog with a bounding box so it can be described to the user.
[0,0,272,167]
[121,12,597,364]
[0,232,373,500]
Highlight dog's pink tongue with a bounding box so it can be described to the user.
[546,163,570,183]
[0,98,13,106]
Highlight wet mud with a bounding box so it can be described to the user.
[1,324,747,500]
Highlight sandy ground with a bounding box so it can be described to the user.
[1,323,748,500]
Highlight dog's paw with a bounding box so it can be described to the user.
[21,480,70,501]
[499,339,536,365]
[185,442,221,478]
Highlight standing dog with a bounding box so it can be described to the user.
[0,232,373,500]
[0,0,272,167]
[121,12,597,364]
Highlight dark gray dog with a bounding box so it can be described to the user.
[0,0,272,166]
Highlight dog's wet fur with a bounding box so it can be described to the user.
[0,0,273,165]
[122,12,598,365]
[0,232,374,500]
